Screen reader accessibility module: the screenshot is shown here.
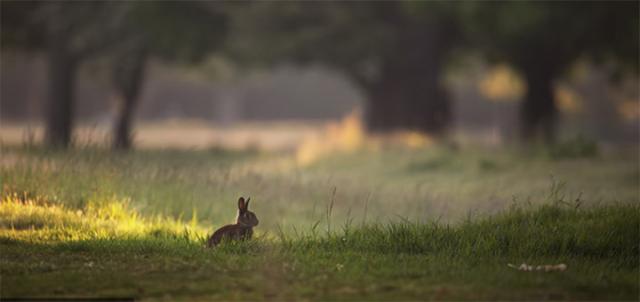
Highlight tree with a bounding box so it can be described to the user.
[107,2,227,149]
[229,2,465,135]
[2,1,227,148]
[464,2,639,143]
[1,1,131,147]
[2,1,129,147]
[110,43,148,150]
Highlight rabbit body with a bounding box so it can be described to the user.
[207,197,258,248]
[207,224,253,247]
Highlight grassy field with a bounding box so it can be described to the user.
[1,142,638,300]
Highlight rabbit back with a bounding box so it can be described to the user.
[207,224,253,248]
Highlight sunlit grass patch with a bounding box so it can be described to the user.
[0,192,208,244]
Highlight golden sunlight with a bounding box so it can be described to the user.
[478,65,525,102]
[295,110,434,166]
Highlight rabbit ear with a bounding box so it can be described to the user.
[238,197,246,211]
[245,198,250,208]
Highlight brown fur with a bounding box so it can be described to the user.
[207,224,253,247]
[206,197,258,248]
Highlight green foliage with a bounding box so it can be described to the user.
[0,1,45,50]
[465,2,639,74]
[229,2,464,85]
[125,2,227,63]
[0,2,228,63]
[1,2,130,57]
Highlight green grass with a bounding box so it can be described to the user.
[1,145,638,300]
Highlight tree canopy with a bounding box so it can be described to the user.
[229,2,467,134]
[463,1,639,141]
[1,1,228,148]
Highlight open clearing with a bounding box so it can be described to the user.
[0,141,638,300]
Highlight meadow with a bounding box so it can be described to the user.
[0,132,638,300]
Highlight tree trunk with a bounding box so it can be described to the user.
[520,67,557,143]
[112,47,147,150]
[113,95,136,150]
[364,25,451,136]
[366,73,450,135]
[45,39,77,148]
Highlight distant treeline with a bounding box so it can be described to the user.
[1,2,637,148]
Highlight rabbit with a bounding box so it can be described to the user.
[207,197,259,248]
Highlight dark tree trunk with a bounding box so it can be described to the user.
[366,72,450,134]
[520,67,557,143]
[45,38,77,148]
[364,25,451,136]
[112,47,147,150]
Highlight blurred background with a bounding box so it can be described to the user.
[1,1,638,151]
[0,0,639,236]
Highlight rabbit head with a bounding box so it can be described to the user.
[236,197,259,227]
